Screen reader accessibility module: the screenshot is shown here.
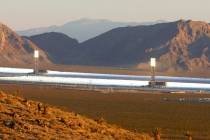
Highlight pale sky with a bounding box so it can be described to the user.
[0,0,210,30]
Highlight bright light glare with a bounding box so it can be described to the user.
[34,50,39,58]
[150,58,156,67]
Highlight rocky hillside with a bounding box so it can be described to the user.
[157,20,210,71]
[0,91,151,140]
[28,20,210,71]
[0,23,50,67]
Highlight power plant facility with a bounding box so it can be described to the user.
[0,56,209,92]
[148,58,166,88]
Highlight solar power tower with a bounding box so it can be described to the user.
[34,50,39,75]
[150,58,156,87]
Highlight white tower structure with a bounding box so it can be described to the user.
[34,50,39,75]
[150,58,156,87]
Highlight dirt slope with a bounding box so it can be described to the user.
[0,91,151,140]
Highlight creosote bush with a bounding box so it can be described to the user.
[152,128,161,140]
[94,117,106,124]
[185,131,192,140]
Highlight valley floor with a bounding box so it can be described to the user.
[1,84,210,139]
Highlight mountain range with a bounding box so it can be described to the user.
[18,18,165,42]
[28,20,210,72]
[1,20,210,73]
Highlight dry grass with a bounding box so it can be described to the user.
[1,84,210,139]
[0,91,151,140]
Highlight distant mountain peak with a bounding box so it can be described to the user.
[18,19,165,42]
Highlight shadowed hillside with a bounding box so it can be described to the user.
[27,32,78,64]
[0,91,151,140]
[28,20,210,72]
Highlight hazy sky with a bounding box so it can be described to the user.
[0,0,210,30]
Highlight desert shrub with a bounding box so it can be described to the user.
[0,133,3,139]
[95,117,106,124]
[0,91,5,98]
[58,117,66,124]
[152,128,161,140]
[90,127,98,133]
[3,119,15,129]
[185,131,192,140]
[37,103,48,115]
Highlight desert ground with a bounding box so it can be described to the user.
[1,84,210,139]
[0,90,150,140]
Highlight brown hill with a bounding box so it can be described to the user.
[0,91,151,140]
[156,20,210,71]
[27,32,78,64]
[28,20,210,72]
[0,23,50,67]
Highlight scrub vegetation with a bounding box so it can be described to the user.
[1,84,210,139]
[0,91,150,140]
